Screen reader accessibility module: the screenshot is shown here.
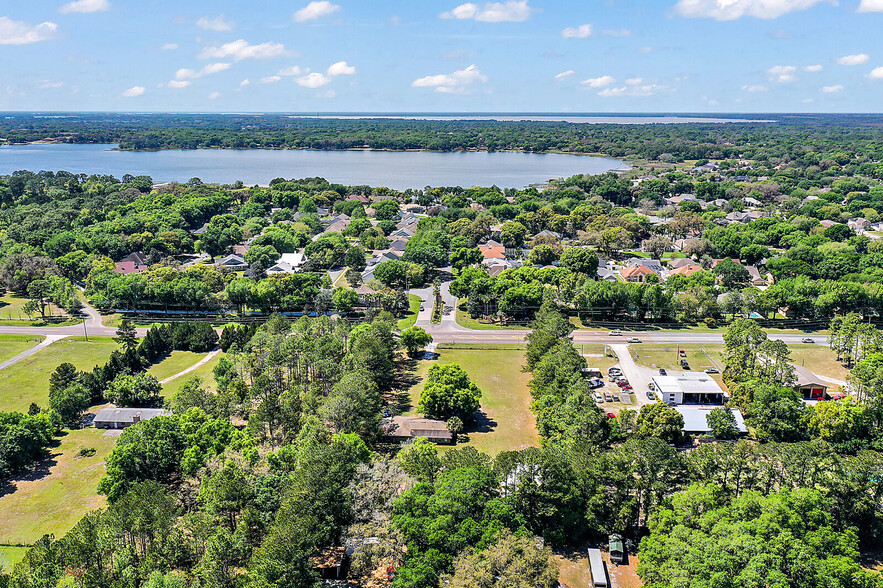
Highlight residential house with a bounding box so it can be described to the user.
[215,254,249,271]
[597,267,620,282]
[667,264,704,278]
[388,239,408,253]
[744,196,762,207]
[627,258,665,273]
[479,242,506,265]
[347,194,369,204]
[745,265,768,287]
[794,365,829,400]
[93,407,171,429]
[384,416,454,444]
[819,220,841,229]
[389,226,415,239]
[848,217,872,231]
[267,252,308,274]
[724,211,752,224]
[668,258,701,270]
[619,265,656,283]
[402,203,425,214]
[115,252,149,275]
[190,222,209,236]
[397,212,420,227]
[322,220,350,235]
[535,229,562,240]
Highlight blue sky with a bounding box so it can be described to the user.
[1,0,882,112]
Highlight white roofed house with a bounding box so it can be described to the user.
[674,406,748,436]
[215,254,249,271]
[651,372,727,405]
[267,252,308,274]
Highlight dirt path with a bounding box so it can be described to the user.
[159,348,221,384]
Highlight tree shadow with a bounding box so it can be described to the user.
[0,453,60,498]
[468,410,497,434]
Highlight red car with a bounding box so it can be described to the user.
[606,412,617,419]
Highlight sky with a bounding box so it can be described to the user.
[1,0,883,113]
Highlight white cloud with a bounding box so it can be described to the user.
[197,14,233,32]
[597,83,669,97]
[602,28,632,37]
[412,64,487,94]
[625,77,643,85]
[562,24,592,38]
[39,81,64,89]
[580,75,615,88]
[440,1,532,22]
[199,39,287,61]
[858,0,883,11]
[319,90,336,99]
[327,61,356,76]
[208,91,221,100]
[0,17,58,45]
[638,46,654,54]
[870,67,883,79]
[803,64,823,72]
[161,43,178,51]
[293,1,340,22]
[675,0,832,20]
[822,84,843,92]
[297,72,332,88]
[167,80,190,88]
[260,75,282,84]
[554,70,574,81]
[59,0,109,14]
[768,65,797,82]
[837,53,869,65]
[120,86,144,98]
[240,79,250,87]
[741,84,767,92]
[175,62,231,80]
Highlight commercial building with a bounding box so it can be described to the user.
[651,372,726,405]
[674,405,748,436]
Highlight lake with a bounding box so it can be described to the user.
[0,143,627,189]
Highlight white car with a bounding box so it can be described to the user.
[627,337,642,343]
[593,392,604,403]
[609,330,622,336]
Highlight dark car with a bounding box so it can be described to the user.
[658,368,667,376]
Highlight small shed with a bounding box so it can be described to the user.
[608,534,625,565]
[794,365,829,400]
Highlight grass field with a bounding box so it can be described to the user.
[397,294,422,330]
[0,294,66,321]
[147,350,209,382]
[0,427,116,545]
[0,335,45,365]
[0,337,119,413]
[405,346,538,455]
[455,304,529,330]
[0,546,27,571]
[161,351,225,397]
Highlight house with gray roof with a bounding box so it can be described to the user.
[93,407,171,429]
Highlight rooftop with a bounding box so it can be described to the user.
[674,405,748,434]
[652,373,725,395]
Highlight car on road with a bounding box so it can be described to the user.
[627,337,643,343]
[420,305,425,311]
[658,368,667,376]
[647,390,656,401]
[703,367,719,374]
[593,392,604,403]
[609,330,622,336]
[801,337,815,343]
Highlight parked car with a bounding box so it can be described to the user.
[679,349,687,357]
[604,392,613,402]
[606,412,617,419]
[627,337,642,343]
[618,382,632,390]
[647,390,656,401]
[801,337,815,343]
[704,367,720,374]
[609,330,622,336]
[608,367,622,375]
[593,392,604,403]
[658,368,667,376]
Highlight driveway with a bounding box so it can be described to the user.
[609,344,656,408]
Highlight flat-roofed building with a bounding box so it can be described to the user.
[674,405,748,435]
[651,372,726,405]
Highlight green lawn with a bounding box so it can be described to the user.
[456,303,528,330]
[0,546,28,571]
[405,346,538,455]
[0,427,117,545]
[147,350,209,382]
[788,345,850,381]
[0,295,73,326]
[0,337,119,413]
[161,351,226,397]
[0,335,45,365]
[396,294,422,330]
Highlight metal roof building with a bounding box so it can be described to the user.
[651,372,726,405]
[674,405,748,435]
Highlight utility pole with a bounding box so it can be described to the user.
[82,316,88,342]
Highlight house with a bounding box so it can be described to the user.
[819,220,841,229]
[848,218,872,231]
[93,407,170,429]
[535,229,562,240]
[619,265,656,283]
[215,254,249,271]
[673,238,701,252]
[794,365,829,400]
[668,258,701,270]
[479,242,506,264]
[402,203,425,214]
[388,239,408,253]
[397,212,420,226]
[674,406,748,436]
[745,265,768,287]
[667,264,703,278]
[322,213,350,227]
[384,416,453,444]
[724,211,751,224]
[322,220,350,235]
[744,196,762,207]
[190,222,209,235]
[114,252,149,275]
[597,267,620,282]
[627,258,664,273]
[651,373,726,405]
[267,252,308,274]
[347,193,370,204]
[389,227,415,239]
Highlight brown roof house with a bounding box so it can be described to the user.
[619,265,656,283]
[384,416,453,444]
[114,252,149,275]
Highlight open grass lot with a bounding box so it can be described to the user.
[0,294,66,322]
[456,304,529,330]
[405,344,538,455]
[397,294,421,330]
[0,546,28,571]
[787,344,850,381]
[0,335,45,365]
[161,351,225,397]
[0,427,117,545]
[632,344,725,373]
[147,350,209,382]
[0,337,118,413]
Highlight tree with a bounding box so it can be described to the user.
[558,247,599,276]
[441,530,559,588]
[344,245,366,270]
[332,287,360,312]
[374,260,409,290]
[49,362,80,396]
[400,326,433,356]
[49,383,90,427]
[244,244,280,274]
[115,319,138,352]
[713,258,750,288]
[396,437,442,482]
[450,247,483,271]
[805,398,869,444]
[722,318,768,383]
[107,372,163,407]
[527,244,558,266]
[446,416,463,436]
[500,222,528,248]
[642,236,672,260]
[706,407,738,440]
[418,364,482,421]
[747,383,808,442]
[635,402,684,444]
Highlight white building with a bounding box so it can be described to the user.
[651,372,726,405]
[674,406,748,435]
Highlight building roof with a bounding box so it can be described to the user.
[216,254,247,267]
[793,365,829,389]
[93,407,170,425]
[120,251,148,265]
[278,252,306,267]
[479,243,506,259]
[387,416,453,441]
[114,261,149,275]
[674,406,748,434]
[652,373,725,395]
[668,258,700,269]
[668,265,703,277]
[620,265,656,278]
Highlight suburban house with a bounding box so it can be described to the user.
[668,258,701,270]
[745,265,769,287]
[93,407,170,429]
[389,227,415,239]
[848,217,872,231]
[597,267,620,282]
[724,211,752,224]
[794,365,830,400]
[627,258,665,273]
[674,405,748,436]
[215,254,249,271]
[384,416,453,444]
[267,252,308,274]
[346,193,369,204]
[668,264,704,278]
[651,373,727,405]
[322,220,350,235]
[619,265,656,283]
[115,252,149,275]
[479,242,506,264]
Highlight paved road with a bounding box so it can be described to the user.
[0,334,70,371]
